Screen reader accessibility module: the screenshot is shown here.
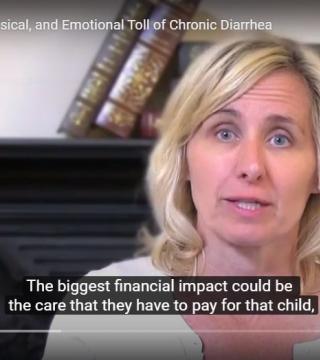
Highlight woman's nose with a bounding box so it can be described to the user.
[235,139,266,183]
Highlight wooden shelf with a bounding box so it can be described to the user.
[0,138,154,159]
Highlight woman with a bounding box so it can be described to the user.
[44,35,320,360]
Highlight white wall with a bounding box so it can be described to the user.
[201,0,320,43]
[0,0,319,138]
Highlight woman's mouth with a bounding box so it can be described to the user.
[224,198,271,217]
[235,201,262,211]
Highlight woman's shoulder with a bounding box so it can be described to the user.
[87,255,164,277]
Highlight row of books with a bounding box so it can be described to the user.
[58,0,203,139]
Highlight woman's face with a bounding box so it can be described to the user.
[186,69,318,247]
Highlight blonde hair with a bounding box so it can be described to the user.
[144,35,320,293]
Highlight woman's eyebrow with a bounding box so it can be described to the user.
[213,109,307,135]
[265,115,306,135]
[214,108,240,117]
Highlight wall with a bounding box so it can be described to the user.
[0,0,319,138]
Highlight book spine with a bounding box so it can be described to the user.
[138,110,159,138]
[94,0,200,138]
[163,0,202,15]
[59,0,155,137]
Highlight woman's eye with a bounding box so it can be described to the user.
[216,129,236,142]
[269,134,290,147]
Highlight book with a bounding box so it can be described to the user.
[135,53,177,138]
[94,0,200,138]
[164,0,202,15]
[58,0,156,137]
[182,10,226,42]
[138,110,159,138]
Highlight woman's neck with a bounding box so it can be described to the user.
[196,226,298,277]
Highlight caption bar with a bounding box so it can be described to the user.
[6,276,318,315]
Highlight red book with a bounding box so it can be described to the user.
[94,0,200,138]
[58,0,155,137]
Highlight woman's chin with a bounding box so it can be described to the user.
[220,229,273,248]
